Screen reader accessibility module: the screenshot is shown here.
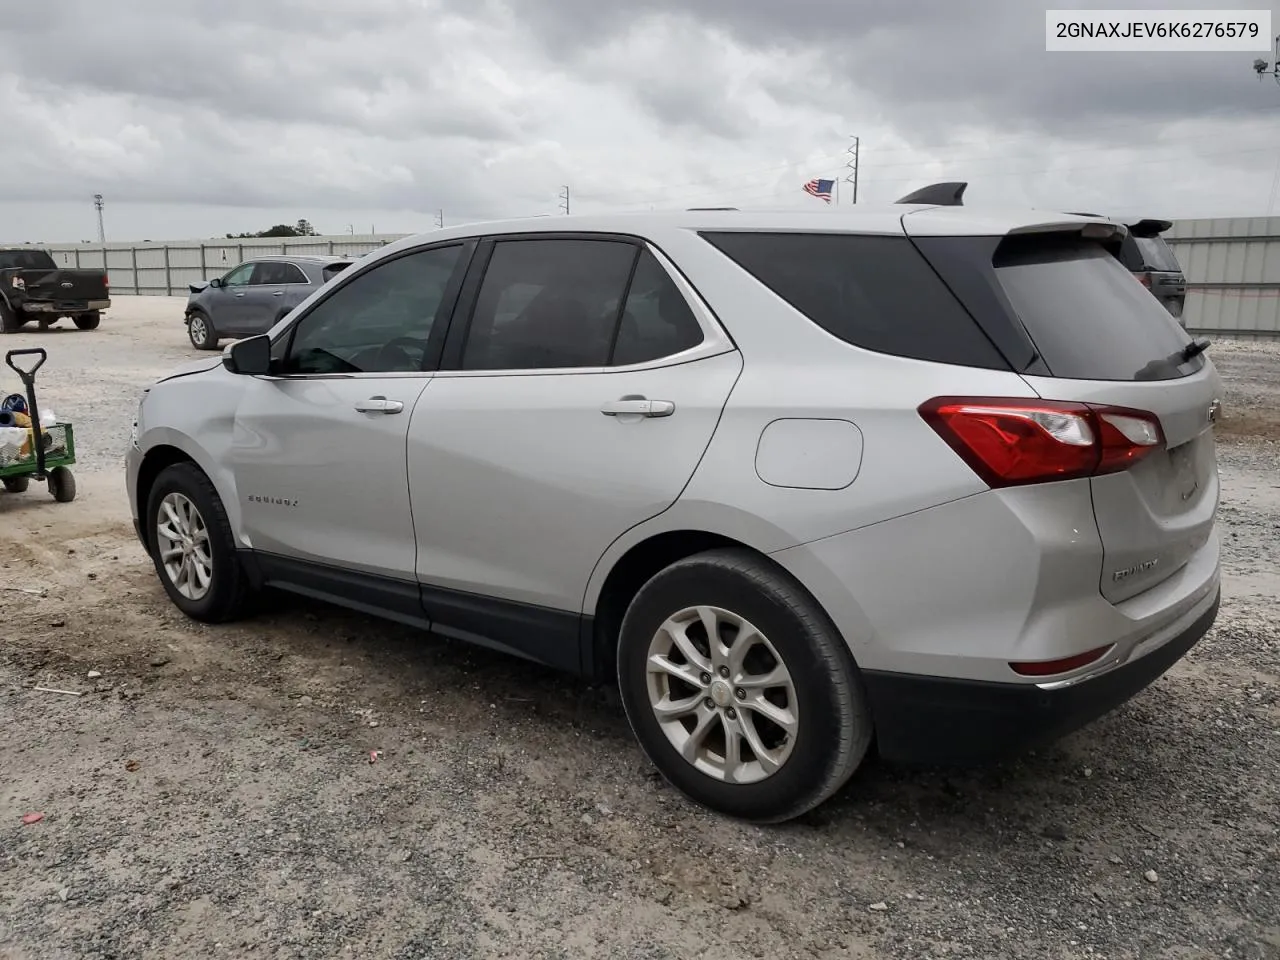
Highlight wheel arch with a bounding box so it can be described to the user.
[584,493,817,682]
[135,430,242,550]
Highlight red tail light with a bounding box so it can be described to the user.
[103,274,110,290]
[1136,272,1151,288]
[918,397,1164,488]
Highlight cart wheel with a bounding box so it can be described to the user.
[2,476,29,493]
[48,467,75,503]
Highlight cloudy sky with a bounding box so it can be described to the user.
[2,0,1279,242]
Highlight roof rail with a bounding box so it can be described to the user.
[895,182,967,206]
[687,206,739,211]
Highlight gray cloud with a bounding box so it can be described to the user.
[1,0,1278,241]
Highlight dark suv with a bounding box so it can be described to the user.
[1116,218,1187,325]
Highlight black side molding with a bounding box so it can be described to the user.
[896,182,967,206]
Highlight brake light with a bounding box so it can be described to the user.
[1136,272,1151,288]
[918,397,1164,488]
[103,274,110,290]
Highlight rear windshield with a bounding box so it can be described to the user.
[1131,235,1181,273]
[0,250,57,270]
[699,232,1007,369]
[994,237,1202,382]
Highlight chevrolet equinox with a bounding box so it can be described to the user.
[126,193,1222,823]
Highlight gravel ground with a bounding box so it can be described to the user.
[0,299,1277,960]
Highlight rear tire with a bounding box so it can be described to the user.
[2,476,29,493]
[0,301,25,334]
[47,467,75,502]
[617,548,873,823]
[146,462,253,622]
[73,311,100,330]
[187,311,218,350]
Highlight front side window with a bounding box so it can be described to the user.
[461,238,638,370]
[281,244,464,375]
[222,262,256,287]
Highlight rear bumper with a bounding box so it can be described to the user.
[22,300,109,313]
[863,586,1220,765]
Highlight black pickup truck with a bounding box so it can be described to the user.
[0,248,110,333]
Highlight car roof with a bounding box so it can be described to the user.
[245,254,351,265]
[381,205,1121,252]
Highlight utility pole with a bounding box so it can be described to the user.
[558,185,570,215]
[435,209,444,229]
[93,194,105,243]
[843,137,860,205]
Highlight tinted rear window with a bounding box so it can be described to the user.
[994,237,1202,382]
[0,250,57,270]
[700,232,1007,369]
[1132,236,1181,273]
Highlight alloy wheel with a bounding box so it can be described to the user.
[645,605,799,784]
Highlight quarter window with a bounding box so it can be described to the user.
[281,245,464,375]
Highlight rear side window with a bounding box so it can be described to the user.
[461,238,639,370]
[993,237,1201,382]
[700,232,1006,369]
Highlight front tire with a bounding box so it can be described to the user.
[73,311,100,330]
[617,548,873,823]
[187,311,218,350]
[146,462,253,622]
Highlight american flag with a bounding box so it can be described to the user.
[802,178,835,203]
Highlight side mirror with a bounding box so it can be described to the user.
[209,277,222,288]
[221,335,273,375]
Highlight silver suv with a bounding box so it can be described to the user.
[126,197,1222,823]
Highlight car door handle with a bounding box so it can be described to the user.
[272,290,285,296]
[234,292,246,298]
[600,398,675,418]
[354,396,404,414]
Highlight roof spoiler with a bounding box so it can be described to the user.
[1125,217,1173,237]
[895,181,967,206]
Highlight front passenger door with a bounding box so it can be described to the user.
[228,242,471,603]
[210,261,256,332]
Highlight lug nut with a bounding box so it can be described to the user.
[700,672,711,685]
[726,707,737,720]
[704,698,714,709]
[735,688,746,700]
[718,666,730,678]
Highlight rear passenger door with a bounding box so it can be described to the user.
[406,235,742,670]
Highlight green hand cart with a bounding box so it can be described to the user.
[0,348,77,503]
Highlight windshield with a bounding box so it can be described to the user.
[0,250,57,270]
[994,237,1202,382]
[1132,235,1181,272]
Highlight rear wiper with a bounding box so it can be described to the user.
[1180,337,1211,362]
[1133,337,1212,380]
